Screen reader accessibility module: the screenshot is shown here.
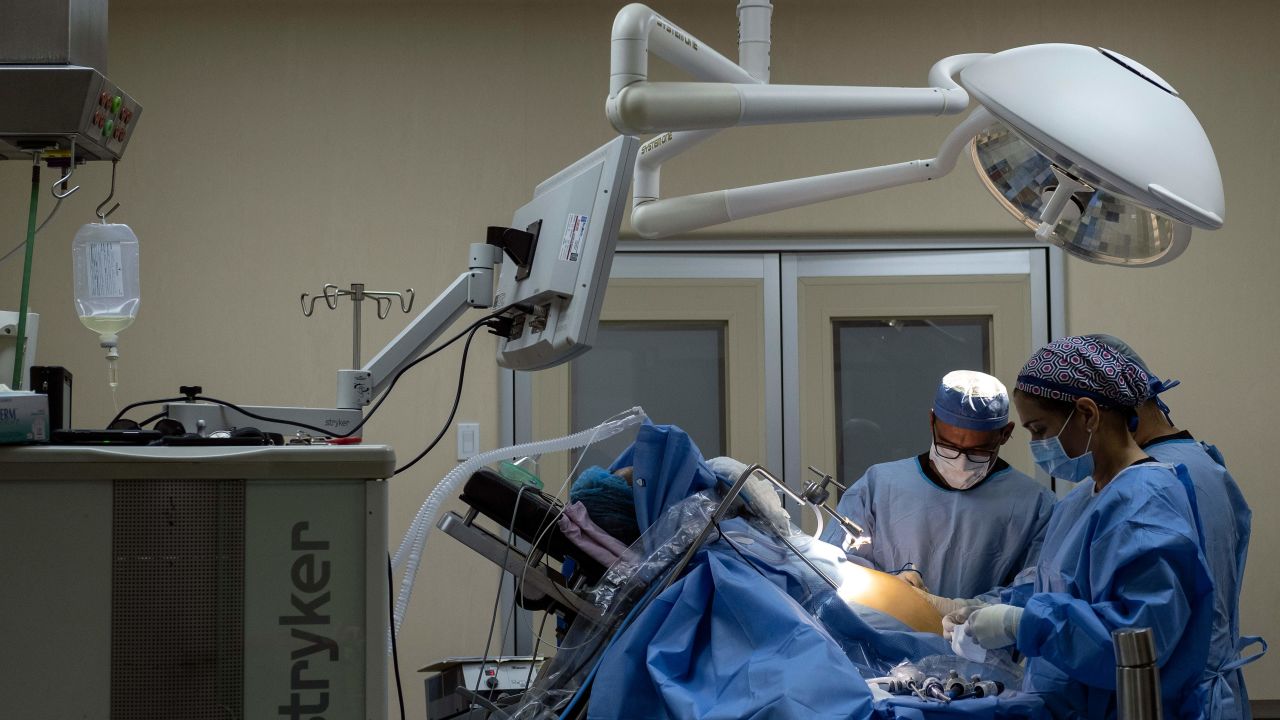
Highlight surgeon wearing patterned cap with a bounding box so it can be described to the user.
[946,336,1218,720]
[819,370,1056,602]
[1086,334,1259,720]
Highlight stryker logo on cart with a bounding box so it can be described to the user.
[278,521,339,720]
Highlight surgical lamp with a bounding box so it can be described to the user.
[607,3,1223,267]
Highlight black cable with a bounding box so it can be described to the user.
[183,395,344,439]
[137,410,168,428]
[345,308,509,439]
[525,611,550,689]
[109,396,187,427]
[474,486,530,698]
[394,321,482,475]
[887,561,921,576]
[387,555,407,720]
[106,308,511,437]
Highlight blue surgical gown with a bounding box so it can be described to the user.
[821,456,1056,598]
[589,518,1044,720]
[588,538,879,720]
[1015,462,1215,719]
[1145,436,1260,719]
[609,422,719,550]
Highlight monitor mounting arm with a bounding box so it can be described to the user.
[336,243,502,410]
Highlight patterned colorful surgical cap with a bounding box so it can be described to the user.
[1016,336,1151,408]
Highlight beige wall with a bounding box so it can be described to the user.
[1,0,1275,716]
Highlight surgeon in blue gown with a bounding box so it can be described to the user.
[951,336,1215,720]
[1087,334,1262,719]
[821,370,1055,600]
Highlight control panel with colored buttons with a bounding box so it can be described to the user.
[82,76,142,157]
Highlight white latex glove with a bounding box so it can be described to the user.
[915,588,985,617]
[707,457,792,536]
[897,569,926,590]
[941,604,986,641]
[965,603,1023,650]
[950,622,988,663]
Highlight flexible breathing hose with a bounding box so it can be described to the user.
[390,406,647,635]
[10,162,39,389]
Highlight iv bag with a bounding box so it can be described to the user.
[72,223,140,338]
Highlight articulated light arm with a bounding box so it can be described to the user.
[610,4,1224,265]
[611,3,768,208]
[630,106,996,238]
[607,4,996,238]
[609,78,973,136]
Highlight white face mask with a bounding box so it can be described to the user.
[929,444,994,490]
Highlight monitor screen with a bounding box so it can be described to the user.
[493,135,638,371]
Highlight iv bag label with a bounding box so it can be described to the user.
[88,242,125,297]
[559,214,589,262]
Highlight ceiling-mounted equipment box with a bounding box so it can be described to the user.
[0,0,141,161]
[0,0,108,71]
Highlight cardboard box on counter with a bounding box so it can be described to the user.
[0,391,48,444]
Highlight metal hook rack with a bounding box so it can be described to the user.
[300,283,415,367]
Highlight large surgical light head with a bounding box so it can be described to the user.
[605,3,1225,267]
[961,44,1223,266]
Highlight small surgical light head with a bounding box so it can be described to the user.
[961,44,1224,266]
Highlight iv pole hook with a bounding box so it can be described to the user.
[95,159,121,221]
[51,138,80,200]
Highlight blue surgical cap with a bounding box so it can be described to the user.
[933,370,1010,431]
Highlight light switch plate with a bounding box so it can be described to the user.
[457,422,480,461]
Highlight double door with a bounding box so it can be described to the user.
[509,245,1059,498]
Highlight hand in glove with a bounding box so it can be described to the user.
[707,457,791,536]
[965,603,1023,650]
[915,590,984,621]
[897,569,926,591]
[941,604,985,641]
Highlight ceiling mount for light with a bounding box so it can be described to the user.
[603,5,1224,267]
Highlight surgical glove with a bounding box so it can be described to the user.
[965,604,1023,650]
[941,604,985,641]
[950,623,988,664]
[897,569,926,590]
[708,457,792,536]
[915,589,985,617]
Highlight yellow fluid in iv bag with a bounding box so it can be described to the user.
[78,314,135,336]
